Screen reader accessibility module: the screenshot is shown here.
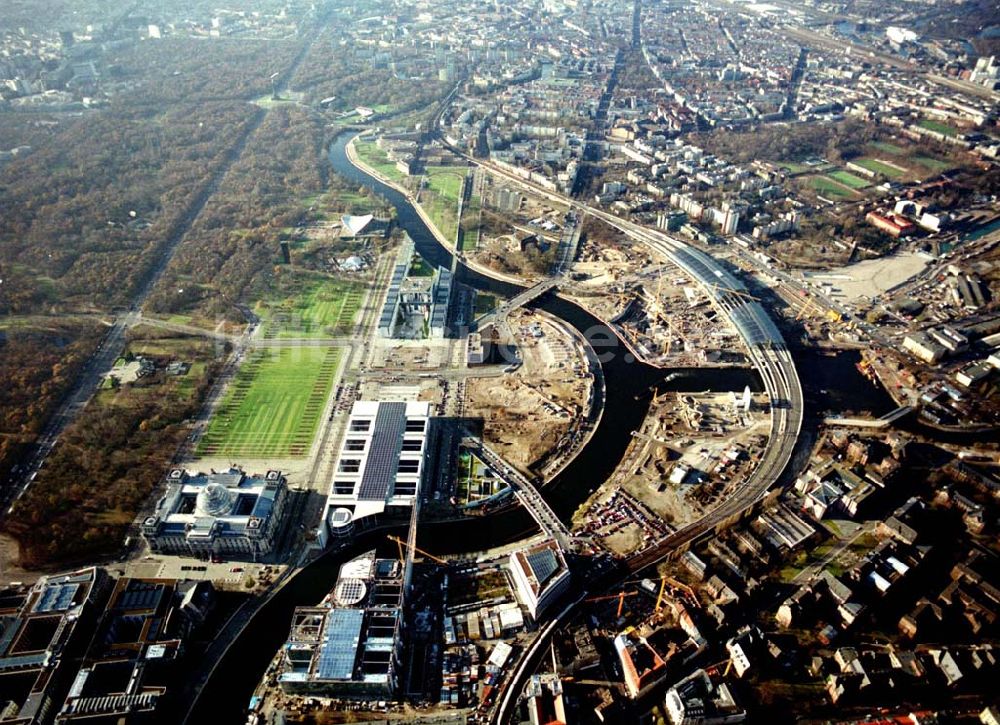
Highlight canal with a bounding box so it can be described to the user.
[186,134,773,722]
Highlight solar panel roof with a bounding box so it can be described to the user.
[118,582,167,612]
[356,402,407,501]
[316,609,364,680]
[34,583,79,613]
[525,549,560,587]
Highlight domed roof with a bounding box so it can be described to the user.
[334,578,367,606]
[195,483,234,517]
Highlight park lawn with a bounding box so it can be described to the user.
[917,118,959,137]
[852,157,905,178]
[258,275,364,339]
[474,293,497,314]
[423,192,459,242]
[827,169,870,189]
[914,155,952,172]
[871,141,905,155]
[459,193,482,251]
[425,166,466,203]
[419,166,467,242]
[198,346,341,458]
[808,175,859,201]
[777,160,810,174]
[353,139,406,183]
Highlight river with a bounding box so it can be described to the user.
[185,134,768,723]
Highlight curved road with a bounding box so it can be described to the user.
[446,157,804,724]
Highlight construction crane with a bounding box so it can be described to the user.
[387,534,447,565]
[708,282,758,302]
[650,386,669,407]
[663,575,698,609]
[795,295,820,321]
[585,590,638,618]
[704,658,735,678]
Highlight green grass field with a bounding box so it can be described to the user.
[353,139,406,183]
[914,155,952,172]
[459,193,482,251]
[777,160,810,174]
[198,346,341,458]
[809,176,859,201]
[871,141,905,155]
[425,167,465,200]
[917,118,959,137]
[258,276,364,339]
[420,167,466,242]
[852,157,905,178]
[827,170,870,189]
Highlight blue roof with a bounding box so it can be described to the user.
[357,402,407,501]
[525,549,560,586]
[34,583,79,613]
[316,609,364,680]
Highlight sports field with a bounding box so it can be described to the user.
[198,346,341,458]
[827,170,870,189]
[852,157,905,178]
[917,118,959,137]
[259,277,364,339]
[777,160,810,174]
[915,155,952,172]
[871,141,905,155]
[809,176,858,201]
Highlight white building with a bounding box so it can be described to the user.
[142,468,287,559]
[509,539,570,619]
[664,669,746,724]
[319,401,431,545]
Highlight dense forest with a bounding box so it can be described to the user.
[0,321,103,483]
[0,103,258,313]
[108,38,300,103]
[693,120,879,165]
[291,31,451,110]
[0,114,62,150]
[147,105,328,319]
[2,333,221,568]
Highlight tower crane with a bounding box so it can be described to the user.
[585,590,638,618]
[708,282,759,302]
[387,534,448,566]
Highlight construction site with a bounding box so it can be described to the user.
[562,229,755,369]
[464,308,596,476]
[573,386,770,558]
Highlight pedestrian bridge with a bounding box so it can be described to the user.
[824,405,913,429]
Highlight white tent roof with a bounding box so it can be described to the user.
[341,214,374,236]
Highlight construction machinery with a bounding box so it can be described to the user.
[387,534,448,565]
[704,659,735,678]
[709,282,759,302]
[585,590,639,618]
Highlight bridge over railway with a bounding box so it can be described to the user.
[462,437,573,551]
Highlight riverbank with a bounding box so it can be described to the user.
[346,133,460,253]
